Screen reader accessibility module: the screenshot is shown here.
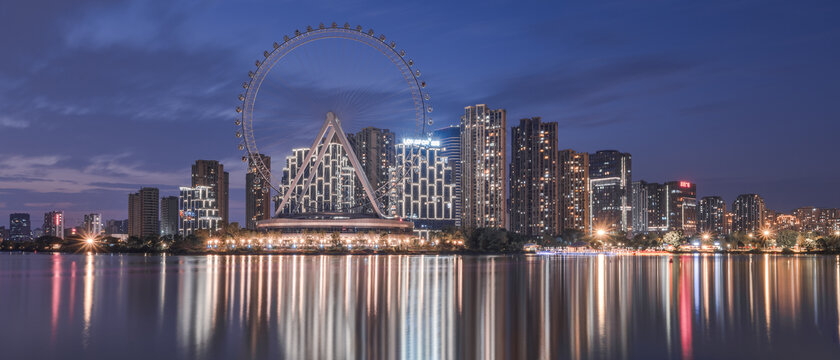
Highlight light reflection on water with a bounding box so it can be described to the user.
[1,253,839,359]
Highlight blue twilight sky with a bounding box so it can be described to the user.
[0,0,838,227]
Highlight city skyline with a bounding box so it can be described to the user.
[2,1,840,226]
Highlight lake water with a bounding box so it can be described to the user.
[1,253,839,359]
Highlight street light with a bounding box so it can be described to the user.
[85,238,94,245]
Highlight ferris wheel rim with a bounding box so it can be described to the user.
[236,23,432,196]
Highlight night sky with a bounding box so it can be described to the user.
[1,0,838,227]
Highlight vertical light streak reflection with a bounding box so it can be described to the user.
[83,253,94,348]
[679,257,692,360]
[50,255,61,343]
[597,254,606,340]
[540,257,550,360]
[267,256,272,322]
[665,257,673,356]
[836,256,839,343]
[158,254,166,324]
[764,254,771,339]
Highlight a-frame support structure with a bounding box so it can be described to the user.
[274,112,386,218]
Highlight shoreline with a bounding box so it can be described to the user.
[5,249,840,256]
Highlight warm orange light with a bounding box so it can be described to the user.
[596,229,606,236]
[85,238,94,244]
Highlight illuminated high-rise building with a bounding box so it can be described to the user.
[732,194,765,233]
[461,104,507,229]
[664,181,697,235]
[348,127,395,212]
[9,213,31,242]
[246,154,272,230]
[277,141,356,214]
[559,150,590,232]
[388,138,456,239]
[644,182,668,232]
[431,125,461,227]
[589,150,631,233]
[43,211,64,239]
[510,117,559,237]
[698,196,726,235]
[191,160,229,225]
[128,187,159,238]
[179,186,222,236]
[631,181,648,234]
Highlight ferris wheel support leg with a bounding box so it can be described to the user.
[327,112,388,218]
[297,128,336,210]
[275,118,331,216]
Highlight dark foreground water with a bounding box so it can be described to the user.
[1,253,839,359]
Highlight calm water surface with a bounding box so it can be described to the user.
[1,253,839,359]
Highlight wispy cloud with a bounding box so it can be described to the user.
[24,202,74,208]
[0,116,29,129]
[0,153,183,193]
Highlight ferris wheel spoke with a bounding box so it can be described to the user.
[238,25,432,210]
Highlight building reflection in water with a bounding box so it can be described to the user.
[5,253,840,359]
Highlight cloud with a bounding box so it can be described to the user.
[23,202,74,209]
[0,153,183,194]
[0,116,29,129]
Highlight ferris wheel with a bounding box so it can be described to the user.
[235,22,433,218]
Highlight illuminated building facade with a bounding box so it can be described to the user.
[43,211,64,239]
[559,150,590,233]
[431,125,461,227]
[348,127,395,212]
[278,141,356,214]
[698,196,726,235]
[9,213,31,242]
[510,117,559,237]
[732,194,765,233]
[631,181,648,234]
[644,182,668,232]
[664,181,697,235]
[191,160,230,225]
[461,104,507,229]
[83,213,102,235]
[179,185,222,236]
[246,153,272,230]
[128,187,160,238]
[792,207,840,234]
[589,150,631,233]
[388,138,456,239]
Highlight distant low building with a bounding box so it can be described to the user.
[43,211,65,239]
[84,213,103,236]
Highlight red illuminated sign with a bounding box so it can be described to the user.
[679,181,691,188]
